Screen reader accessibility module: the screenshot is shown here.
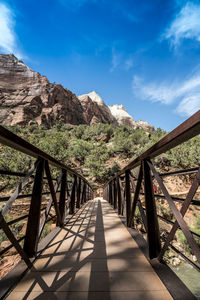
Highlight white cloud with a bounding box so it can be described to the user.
[124,57,134,71]
[132,73,200,116]
[110,48,121,72]
[163,2,200,48]
[0,3,22,58]
[110,48,134,72]
[176,94,200,116]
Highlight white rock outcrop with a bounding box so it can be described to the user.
[108,104,137,127]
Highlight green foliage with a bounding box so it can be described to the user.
[0,230,7,244]
[1,123,199,187]
[40,220,54,239]
[192,214,200,246]
[177,231,192,254]
[166,136,200,169]
[67,139,93,163]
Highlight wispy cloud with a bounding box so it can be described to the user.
[110,48,134,72]
[0,3,22,58]
[124,57,134,71]
[176,95,200,116]
[132,73,200,116]
[163,1,200,48]
[110,48,122,72]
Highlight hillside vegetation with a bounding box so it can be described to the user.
[1,122,199,187]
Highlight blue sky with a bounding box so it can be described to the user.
[0,0,200,131]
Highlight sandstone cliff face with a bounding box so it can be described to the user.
[77,91,117,125]
[108,104,137,128]
[0,54,86,127]
[0,54,154,130]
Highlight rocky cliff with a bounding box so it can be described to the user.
[0,54,154,130]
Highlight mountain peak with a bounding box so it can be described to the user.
[108,104,136,127]
[0,54,154,130]
[78,91,105,105]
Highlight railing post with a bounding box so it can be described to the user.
[106,186,108,201]
[85,183,87,202]
[109,181,113,205]
[105,186,108,201]
[113,179,117,209]
[69,174,77,214]
[76,177,81,208]
[125,170,131,227]
[58,169,67,226]
[81,182,86,204]
[24,158,44,257]
[143,159,161,259]
[117,176,122,215]
[128,164,143,227]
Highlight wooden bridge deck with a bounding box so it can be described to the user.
[7,198,173,300]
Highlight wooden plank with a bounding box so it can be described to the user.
[143,159,161,259]
[24,158,44,257]
[7,199,175,300]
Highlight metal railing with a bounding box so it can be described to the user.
[103,110,200,271]
[0,125,93,266]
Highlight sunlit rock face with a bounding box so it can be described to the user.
[77,91,117,125]
[0,54,154,130]
[108,104,137,127]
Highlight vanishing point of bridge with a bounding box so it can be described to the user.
[0,110,200,299]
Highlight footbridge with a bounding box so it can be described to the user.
[0,110,199,299]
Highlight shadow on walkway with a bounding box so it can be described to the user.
[6,199,172,300]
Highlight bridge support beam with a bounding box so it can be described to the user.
[143,159,161,259]
[24,158,44,257]
[117,176,122,215]
[69,175,77,214]
[76,178,81,208]
[109,181,113,205]
[81,182,86,204]
[58,169,67,226]
[113,179,117,209]
[125,170,131,227]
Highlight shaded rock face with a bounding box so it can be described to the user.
[0,54,86,127]
[0,54,154,130]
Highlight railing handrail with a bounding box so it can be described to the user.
[103,110,200,272]
[105,110,200,186]
[0,125,92,188]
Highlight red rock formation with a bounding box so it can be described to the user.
[0,54,154,130]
